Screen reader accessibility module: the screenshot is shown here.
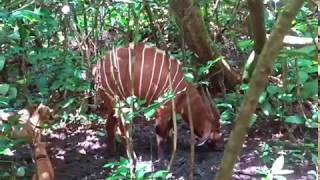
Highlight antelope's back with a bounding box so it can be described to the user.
[95,43,187,104]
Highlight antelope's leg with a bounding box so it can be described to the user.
[117,118,127,147]
[155,108,172,160]
[106,115,118,153]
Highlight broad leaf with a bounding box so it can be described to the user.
[0,56,5,72]
[0,84,10,95]
[300,79,317,99]
[16,166,26,177]
[284,115,305,125]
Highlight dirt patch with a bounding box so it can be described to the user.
[8,118,316,179]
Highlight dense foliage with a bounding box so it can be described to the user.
[0,0,317,179]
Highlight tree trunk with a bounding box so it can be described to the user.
[169,0,241,92]
[243,0,267,81]
[215,1,305,179]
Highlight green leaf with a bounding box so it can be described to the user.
[184,73,194,83]
[74,69,86,80]
[238,40,253,51]
[216,102,233,109]
[150,170,168,179]
[0,148,13,156]
[0,84,10,96]
[279,93,294,103]
[16,166,26,177]
[239,83,249,91]
[249,113,257,127]
[7,87,17,100]
[0,97,9,106]
[266,85,282,95]
[0,56,5,72]
[136,166,146,180]
[35,75,48,89]
[300,79,317,99]
[116,166,129,176]
[284,115,305,125]
[62,98,75,108]
[11,10,40,22]
[261,101,272,116]
[298,71,308,84]
[143,103,160,119]
[305,118,317,128]
[220,110,233,124]
[297,59,313,67]
[18,26,29,40]
[258,92,267,103]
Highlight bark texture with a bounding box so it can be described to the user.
[169,0,241,90]
[243,0,267,80]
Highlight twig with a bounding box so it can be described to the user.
[186,89,195,180]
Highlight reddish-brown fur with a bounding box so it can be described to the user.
[94,43,221,157]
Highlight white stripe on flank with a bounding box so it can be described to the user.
[149,50,165,101]
[112,47,126,99]
[156,72,169,99]
[145,50,157,103]
[156,55,171,99]
[110,48,124,100]
[115,48,126,97]
[171,60,180,87]
[173,74,184,93]
[138,46,147,98]
[102,54,116,97]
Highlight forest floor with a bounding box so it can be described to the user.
[27,117,315,180]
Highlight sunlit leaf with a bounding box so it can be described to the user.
[249,113,257,127]
[298,71,308,84]
[62,98,75,108]
[149,170,168,179]
[258,92,267,103]
[261,101,272,116]
[284,115,305,125]
[143,103,160,119]
[300,79,317,99]
[136,166,146,180]
[266,85,282,95]
[7,87,17,100]
[0,84,10,95]
[184,72,194,83]
[305,118,317,128]
[16,166,25,177]
[278,93,294,103]
[0,56,5,72]
[220,110,233,124]
[240,83,249,91]
[0,148,13,156]
[238,40,254,51]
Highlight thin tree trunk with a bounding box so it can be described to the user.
[215,1,305,179]
[243,0,266,80]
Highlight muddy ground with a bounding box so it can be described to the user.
[29,118,314,180]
